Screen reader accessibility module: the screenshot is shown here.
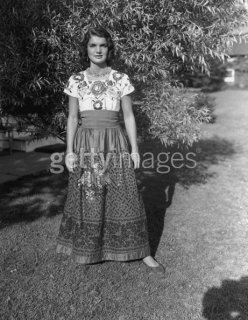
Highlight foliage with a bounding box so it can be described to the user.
[0,0,248,145]
[225,56,248,89]
[140,86,211,146]
[179,62,227,92]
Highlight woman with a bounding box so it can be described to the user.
[56,26,164,275]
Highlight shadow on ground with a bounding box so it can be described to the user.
[176,135,236,188]
[136,168,177,256]
[0,170,68,229]
[137,135,236,255]
[0,135,236,241]
[202,277,248,319]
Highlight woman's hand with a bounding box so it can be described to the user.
[65,152,77,172]
[131,152,140,169]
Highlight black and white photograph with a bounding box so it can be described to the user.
[1,0,248,319]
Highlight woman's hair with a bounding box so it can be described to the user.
[80,26,115,67]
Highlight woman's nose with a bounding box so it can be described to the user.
[96,46,101,53]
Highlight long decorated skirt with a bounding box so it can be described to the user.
[56,110,150,264]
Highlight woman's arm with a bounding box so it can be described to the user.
[121,95,140,169]
[65,96,79,171]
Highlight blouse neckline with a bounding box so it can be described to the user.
[84,68,113,83]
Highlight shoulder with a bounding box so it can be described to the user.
[68,71,85,82]
[111,70,131,85]
[110,70,134,97]
[64,71,86,97]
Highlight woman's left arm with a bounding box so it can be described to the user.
[121,95,140,169]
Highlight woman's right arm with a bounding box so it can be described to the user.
[65,96,79,171]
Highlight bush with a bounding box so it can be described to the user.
[180,62,227,92]
[0,0,247,146]
[140,86,211,146]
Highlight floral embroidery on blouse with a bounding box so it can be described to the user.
[106,87,119,99]
[112,71,124,82]
[90,81,107,97]
[93,100,103,110]
[63,70,134,111]
[106,80,114,86]
[72,73,84,81]
[77,81,88,98]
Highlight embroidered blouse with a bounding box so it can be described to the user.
[63,69,135,112]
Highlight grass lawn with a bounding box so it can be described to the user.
[1,90,248,320]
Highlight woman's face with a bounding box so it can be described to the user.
[87,35,108,67]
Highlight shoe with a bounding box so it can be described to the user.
[142,261,165,275]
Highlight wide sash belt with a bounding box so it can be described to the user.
[79,110,120,129]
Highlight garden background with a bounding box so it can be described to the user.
[1,1,248,319]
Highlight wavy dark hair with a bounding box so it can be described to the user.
[80,26,115,67]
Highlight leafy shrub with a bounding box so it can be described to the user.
[140,85,211,146]
[180,62,227,92]
[0,0,247,146]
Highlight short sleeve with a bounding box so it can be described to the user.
[63,75,79,98]
[121,74,135,97]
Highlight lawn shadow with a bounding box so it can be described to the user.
[202,277,248,319]
[137,139,178,256]
[0,169,68,229]
[176,135,236,188]
[137,135,236,255]
[0,136,236,243]
[137,169,177,256]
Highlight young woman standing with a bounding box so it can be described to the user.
[56,26,165,275]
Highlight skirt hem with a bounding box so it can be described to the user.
[56,243,151,264]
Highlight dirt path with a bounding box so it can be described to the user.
[157,90,248,319]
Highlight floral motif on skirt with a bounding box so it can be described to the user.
[56,151,150,264]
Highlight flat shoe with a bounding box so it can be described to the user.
[142,261,165,275]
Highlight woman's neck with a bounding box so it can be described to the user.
[87,64,111,78]
[89,63,108,73]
